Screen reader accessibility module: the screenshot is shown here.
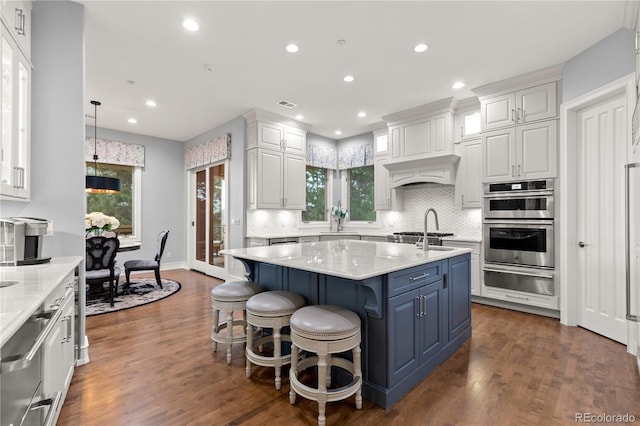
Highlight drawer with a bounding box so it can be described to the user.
[43,272,75,311]
[483,286,559,310]
[388,262,443,297]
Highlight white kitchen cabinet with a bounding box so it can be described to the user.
[442,239,481,296]
[246,237,268,247]
[453,98,481,143]
[482,120,557,183]
[298,236,319,243]
[481,82,557,131]
[246,148,306,210]
[374,156,402,211]
[0,24,30,200]
[245,109,307,156]
[389,111,452,160]
[454,138,482,208]
[1,0,31,58]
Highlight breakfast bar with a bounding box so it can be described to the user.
[221,240,472,408]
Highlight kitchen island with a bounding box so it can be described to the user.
[221,240,472,408]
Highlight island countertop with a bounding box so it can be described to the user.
[221,240,471,280]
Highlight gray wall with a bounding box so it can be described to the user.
[0,1,85,259]
[88,127,186,265]
[563,28,635,102]
[184,116,246,250]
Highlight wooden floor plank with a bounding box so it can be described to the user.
[58,269,640,425]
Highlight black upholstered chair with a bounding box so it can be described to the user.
[124,230,169,289]
[86,237,121,307]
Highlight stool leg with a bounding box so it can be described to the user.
[211,307,219,352]
[326,356,332,388]
[246,321,253,377]
[317,351,328,426]
[225,310,234,364]
[354,345,362,410]
[289,343,298,404]
[274,327,282,390]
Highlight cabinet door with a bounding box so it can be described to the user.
[60,294,75,390]
[374,156,391,210]
[402,117,432,157]
[1,0,31,58]
[482,128,515,182]
[448,255,471,341]
[481,92,516,131]
[419,280,446,363]
[517,82,557,123]
[516,120,557,179]
[389,125,402,159]
[257,121,284,151]
[42,311,64,396]
[256,149,283,208]
[283,126,306,156]
[283,153,306,209]
[0,29,30,200]
[387,289,420,386]
[457,139,482,208]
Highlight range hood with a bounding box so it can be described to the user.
[382,154,460,188]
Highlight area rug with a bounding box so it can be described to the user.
[86,278,181,316]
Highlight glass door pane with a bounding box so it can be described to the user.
[209,164,225,268]
[195,169,206,262]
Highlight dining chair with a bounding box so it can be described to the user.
[124,230,170,289]
[85,236,121,307]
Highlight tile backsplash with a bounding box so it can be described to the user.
[246,184,482,238]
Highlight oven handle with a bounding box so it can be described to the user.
[29,390,63,426]
[483,219,554,226]
[0,303,66,373]
[483,266,553,280]
[483,190,553,199]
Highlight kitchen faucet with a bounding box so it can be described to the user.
[423,208,439,253]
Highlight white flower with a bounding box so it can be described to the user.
[86,212,120,231]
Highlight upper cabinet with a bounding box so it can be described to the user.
[473,65,561,183]
[382,98,456,161]
[1,0,31,58]
[481,82,557,131]
[244,109,308,210]
[372,126,402,211]
[0,5,31,201]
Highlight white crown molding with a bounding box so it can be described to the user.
[382,97,457,126]
[242,108,310,131]
[471,64,563,99]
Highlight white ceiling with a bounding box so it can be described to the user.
[80,1,629,142]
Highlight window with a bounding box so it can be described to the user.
[86,163,140,239]
[302,166,328,222]
[347,165,375,222]
[463,112,481,136]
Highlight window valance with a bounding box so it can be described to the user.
[85,138,145,167]
[338,144,374,170]
[184,134,231,170]
[306,144,337,169]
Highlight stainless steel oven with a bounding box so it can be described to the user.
[483,220,554,268]
[483,179,553,219]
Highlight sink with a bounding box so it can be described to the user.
[0,280,19,288]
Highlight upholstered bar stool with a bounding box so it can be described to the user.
[245,291,306,390]
[211,280,262,365]
[289,305,362,426]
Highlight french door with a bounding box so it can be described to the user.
[190,162,228,280]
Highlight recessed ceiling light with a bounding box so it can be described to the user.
[145,100,157,107]
[343,75,355,83]
[335,130,342,135]
[285,44,299,53]
[182,18,199,32]
[358,111,366,118]
[295,114,304,120]
[128,118,137,124]
[452,81,466,89]
[414,43,428,53]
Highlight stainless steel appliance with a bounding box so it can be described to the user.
[0,218,51,266]
[387,231,454,246]
[483,220,554,268]
[483,179,554,219]
[483,179,555,296]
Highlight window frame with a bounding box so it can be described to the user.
[298,166,333,229]
[340,166,378,227]
[86,163,142,243]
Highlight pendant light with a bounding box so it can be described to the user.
[86,100,121,194]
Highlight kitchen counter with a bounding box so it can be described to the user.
[0,256,82,347]
[221,240,471,408]
[222,240,471,280]
[441,236,482,243]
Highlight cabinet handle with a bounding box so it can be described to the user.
[15,8,25,35]
[63,315,73,343]
[461,126,464,139]
[409,272,430,281]
[511,165,515,177]
[387,198,391,208]
[519,108,525,121]
[421,295,426,317]
[511,109,516,123]
[505,294,530,301]
[518,165,521,176]
[284,197,287,207]
[461,195,465,205]
[416,296,421,317]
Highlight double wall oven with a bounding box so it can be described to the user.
[483,179,555,296]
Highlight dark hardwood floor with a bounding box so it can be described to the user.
[58,269,640,425]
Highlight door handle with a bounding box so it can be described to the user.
[578,241,588,248]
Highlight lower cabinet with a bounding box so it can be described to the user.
[442,239,481,296]
[386,255,471,388]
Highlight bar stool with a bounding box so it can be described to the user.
[289,305,362,426]
[245,291,306,390]
[211,280,262,364]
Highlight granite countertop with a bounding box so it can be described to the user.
[0,256,82,347]
[440,236,482,243]
[221,240,471,280]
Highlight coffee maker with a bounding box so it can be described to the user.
[0,217,51,266]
